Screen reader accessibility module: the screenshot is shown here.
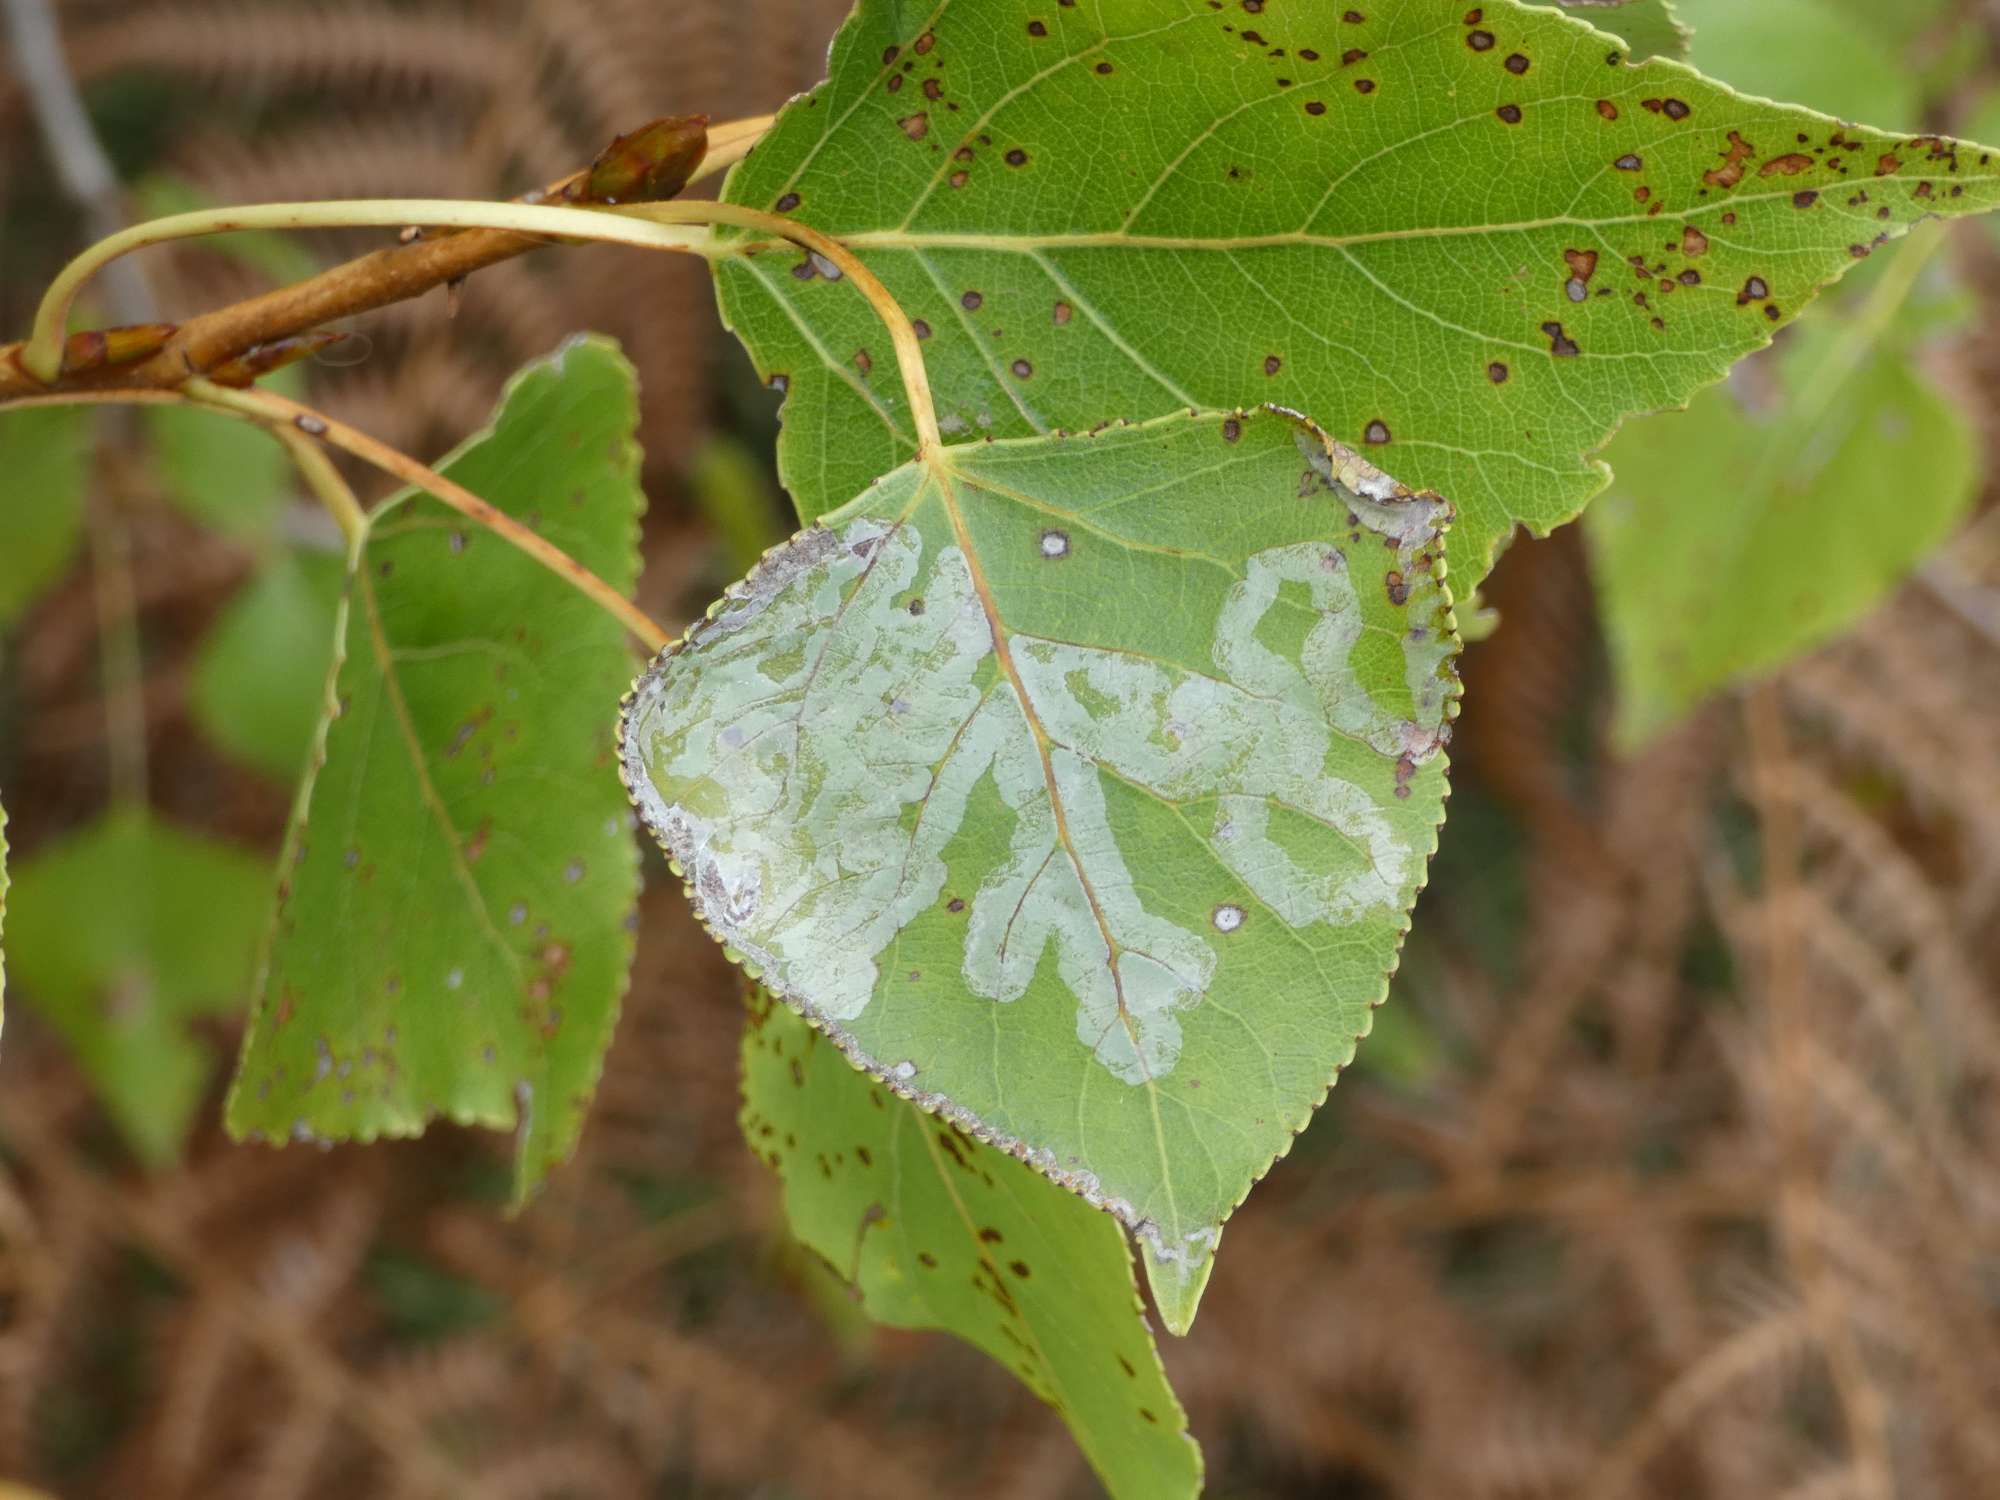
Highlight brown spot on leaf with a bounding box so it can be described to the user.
[1681,225,1709,256]
[1876,152,1902,176]
[1663,98,1691,120]
[1385,570,1408,605]
[1497,103,1522,124]
[1005,147,1028,166]
[774,192,800,212]
[1364,419,1391,445]
[1011,358,1033,379]
[1614,154,1642,171]
[1264,353,1283,375]
[1542,322,1580,357]
[1467,29,1494,50]
[1488,361,1509,383]
[1704,131,1755,189]
[1596,99,1618,121]
[1354,77,1376,93]
[913,30,935,53]
[961,290,983,310]
[1504,52,1529,74]
[1026,18,1047,35]
[899,113,929,140]
[1222,417,1242,443]
[1760,153,1813,176]
[1737,275,1770,305]
[1053,301,1072,325]
[1305,100,1326,116]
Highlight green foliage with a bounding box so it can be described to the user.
[191,548,346,781]
[226,337,643,1199]
[714,0,2000,584]
[740,991,1201,1499]
[5,808,271,1166]
[1590,230,1977,745]
[624,408,1458,1329]
[0,405,88,630]
[687,433,789,577]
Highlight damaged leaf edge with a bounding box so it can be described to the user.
[620,406,1463,1333]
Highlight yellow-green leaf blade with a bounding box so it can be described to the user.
[226,337,644,1198]
[743,991,1201,1499]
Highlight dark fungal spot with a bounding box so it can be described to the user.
[1305,100,1326,116]
[1354,77,1376,93]
[1241,29,1266,44]
[1010,1260,1032,1279]
[1139,1409,1160,1425]
[923,77,942,100]
[1614,154,1642,171]
[908,597,926,616]
[1678,268,1701,286]
[1342,46,1367,63]
[917,1251,938,1268]
[1664,98,1690,120]
[1467,29,1494,50]
[1026,18,1046,34]
[1385,570,1408,605]
[1738,275,1769,304]
[1053,301,1072,325]
[1542,321,1580,357]
[979,1227,1004,1244]
[887,74,902,91]
[912,318,932,339]
[1005,147,1028,166]
[899,112,929,140]
[1488,361,1509,383]
[1596,99,1618,120]
[774,191,800,212]
[853,348,872,375]
[1463,7,1481,21]
[1765,303,1782,320]
[882,44,900,64]
[947,897,966,913]
[1011,358,1033,379]
[914,30,935,52]
[962,290,983,310]
[948,170,968,188]
[1345,7,1364,20]
[1497,104,1522,125]
[1682,226,1709,256]
[1505,52,1529,74]
[1264,353,1283,375]
[1095,60,1114,74]
[1299,47,1320,60]
[1364,419,1391,445]
[1038,528,1070,559]
[1222,417,1242,443]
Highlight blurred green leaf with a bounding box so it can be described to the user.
[6,808,271,1167]
[0,405,89,630]
[687,434,787,578]
[1589,226,1978,745]
[191,548,345,781]
[1671,0,1925,127]
[741,993,1201,1500]
[142,365,304,541]
[1554,0,1689,63]
[226,336,644,1200]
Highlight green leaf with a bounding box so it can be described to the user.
[0,405,88,630]
[1554,0,1689,64]
[624,408,1458,1329]
[5,809,271,1167]
[1587,224,1976,745]
[191,548,346,781]
[1670,0,1920,130]
[742,991,1201,1498]
[143,365,306,541]
[226,337,644,1199]
[714,0,2000,582]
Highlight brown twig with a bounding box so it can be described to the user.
[0,113,735,400]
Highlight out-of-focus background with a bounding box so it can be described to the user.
[1,1,1998,1496]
